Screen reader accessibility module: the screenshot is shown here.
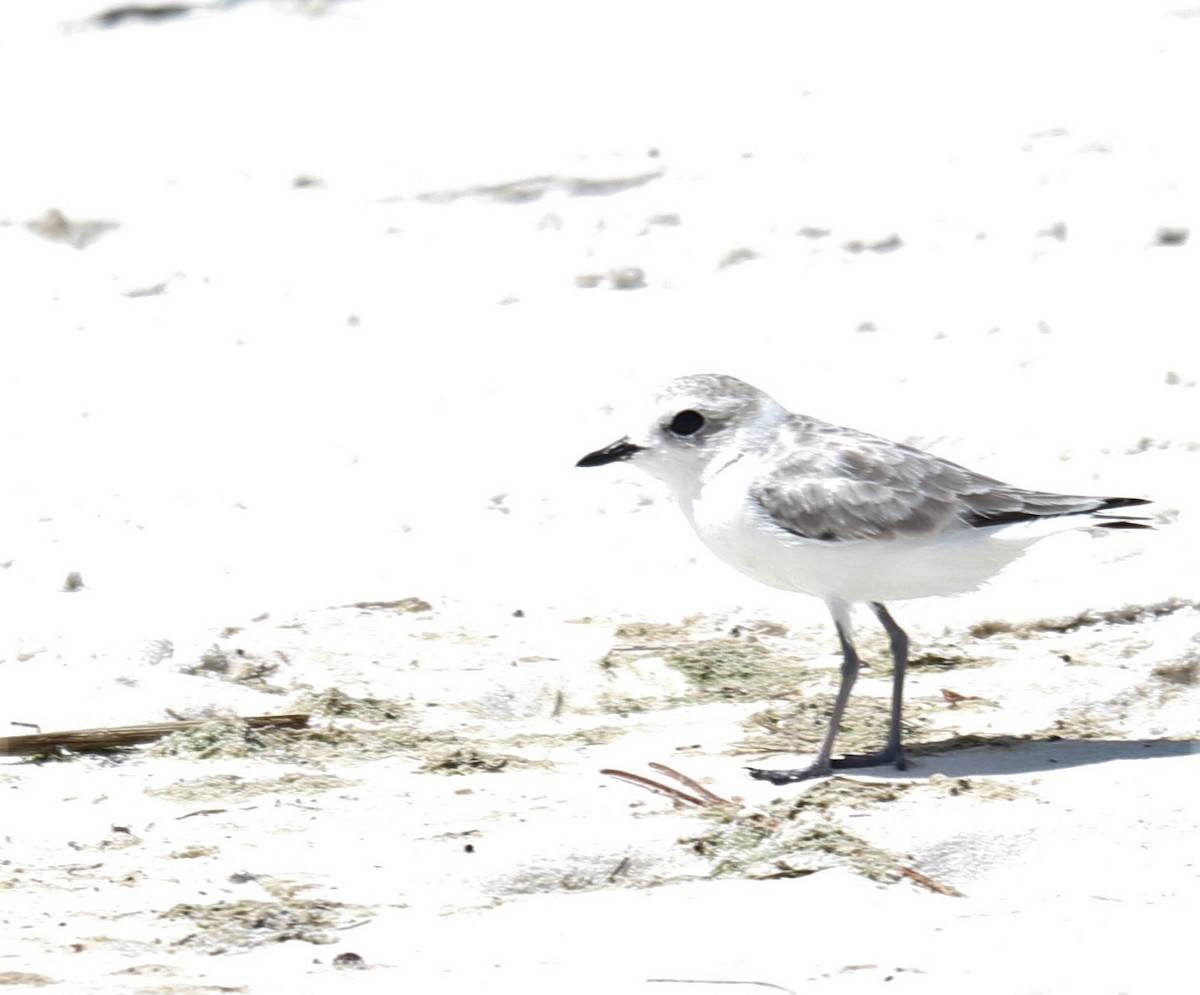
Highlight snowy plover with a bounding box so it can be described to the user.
[577,374,1151,783]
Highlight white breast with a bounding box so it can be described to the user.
[681,453,1048,604]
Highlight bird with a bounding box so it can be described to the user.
[576,374,1151,783]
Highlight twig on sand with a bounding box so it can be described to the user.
[647,763,733,805]
[176,808,229,820]
[900,865,965,897]
[0,714,310,756]
[647,979,798,994]
[600,763,733,808]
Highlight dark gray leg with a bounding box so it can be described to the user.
[746,601,909,785]
[747,601,860,784]
[827,602,909,771]
[873,602,908,768]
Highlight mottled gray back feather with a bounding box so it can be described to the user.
[753,416,1140,542]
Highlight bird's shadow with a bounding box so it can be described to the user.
[880,735,1197,778]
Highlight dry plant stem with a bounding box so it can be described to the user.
[0,714,310,756]
[600,768,711,807]
[648,762,733,805]
[602,762,734,807]
[647,980,798,994]
[900,865,965,897]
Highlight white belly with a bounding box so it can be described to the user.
[681,455,1044,605]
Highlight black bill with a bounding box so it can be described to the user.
[576,437,644,467]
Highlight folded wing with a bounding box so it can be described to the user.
[754,418,1150,542]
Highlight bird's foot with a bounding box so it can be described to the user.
[744,763,834,785]
[830,745,907,772]
[746,745,907,784]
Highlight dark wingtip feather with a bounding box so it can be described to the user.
[963,495,1154,530]
[1098,496,1152,511]
[1094,496,1155,530]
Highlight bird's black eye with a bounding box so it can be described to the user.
[668,409,706,437]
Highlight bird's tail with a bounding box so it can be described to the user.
[1091,497,1154,530]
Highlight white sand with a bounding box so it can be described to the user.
[1,2,1197,992]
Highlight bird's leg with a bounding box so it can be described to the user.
[746,601,860,784]
[829,602,909,771]
[874,602,909,767]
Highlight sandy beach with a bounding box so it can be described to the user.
[1,2,1197,992]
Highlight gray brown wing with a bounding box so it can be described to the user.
[752,418,1148,542]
